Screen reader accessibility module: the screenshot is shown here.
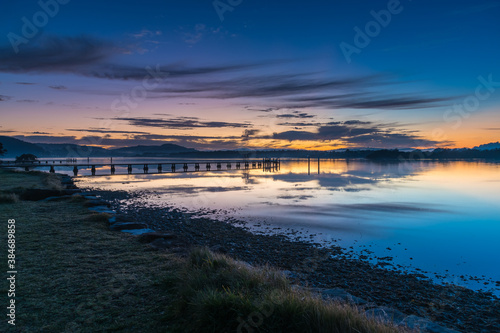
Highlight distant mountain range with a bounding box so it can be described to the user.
[0,136,196,158]
[1,136,499,159]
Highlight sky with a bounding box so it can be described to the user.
[1,0,499,150]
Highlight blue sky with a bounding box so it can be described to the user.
[1,0,499,149]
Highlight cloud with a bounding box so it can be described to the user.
[66,128,150,135]
[15,82,36,85]
[0,36,111,73]
[181,24,207,45]
[113,116,251,129]
[148,73,454,110]
[276,122,321,127]
[49,85,67,90]
[276,111,316,119]
[0,35,453,112]
[16,99,38,103]
[130,29,162,39]
[0,95,11,101]
[242,129,260,141]
[265,121,443,148]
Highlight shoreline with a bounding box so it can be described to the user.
[85,186,499,333]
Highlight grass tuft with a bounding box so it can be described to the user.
[0,192,19,204]
[167,247,408,333]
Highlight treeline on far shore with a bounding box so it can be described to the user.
[363,148,500,160]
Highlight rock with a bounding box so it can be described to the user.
[321,288,367,305]
[20,189,64,201]
[137,232,177,243]
[401,315,433,330]
[149,238,175,250]
[280,270,295,279]
[84,200,110,208]
[113,214,135,222]
[41,195,73,202]
[81,195,98,200]
[423,322,461,333]
[88,206,115,214]
[109,222,148,231]
[210,245,228,253]
[365,306,407,324]
[121,228,156,235]
[62,189,81,194]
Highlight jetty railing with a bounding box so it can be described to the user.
[0,158,281,176]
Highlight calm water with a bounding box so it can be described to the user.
[73,159,500,294]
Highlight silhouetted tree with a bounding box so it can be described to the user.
[15,154,38,163]
[0,142,6,156]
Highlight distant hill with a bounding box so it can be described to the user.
[0,136,46,158]
[109,143,197,157]
[0,136,196,158]
[474,142,500,150]
[36,143,111,157]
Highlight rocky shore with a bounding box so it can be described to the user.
[79,187,499,333]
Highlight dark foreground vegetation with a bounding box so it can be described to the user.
[0,169,405,332]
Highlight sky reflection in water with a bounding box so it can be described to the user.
[76,159,500,293]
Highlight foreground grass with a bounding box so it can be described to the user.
[0,169,408,332]
[1,169,176,332]
[166,248,407,333]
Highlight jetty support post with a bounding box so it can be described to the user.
[73,166,78,176]
[111,165,116,175]
[91,165,96,176]
[128,165,133,174]
[158,164,162,173]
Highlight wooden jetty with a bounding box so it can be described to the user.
[0,158,280,176]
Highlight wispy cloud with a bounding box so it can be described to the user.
[0,35,456,117]
[130,29,162,39]
[180,24,207,45]
[66,128,150,135]
[16,99,38,103]
[112,116,251,130]
[0,36,111,73]
[49,85,67,90]
[276,111,316,119]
